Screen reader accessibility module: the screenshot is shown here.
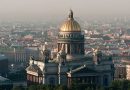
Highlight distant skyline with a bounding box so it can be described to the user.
[0,0,130,21]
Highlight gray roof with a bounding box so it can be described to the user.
[0,76,12,85]
[0,54,7,61]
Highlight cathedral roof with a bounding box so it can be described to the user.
[60,10,81,32]
[68,65,98,74]
[26,64,42,75]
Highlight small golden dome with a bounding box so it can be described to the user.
[60,10,81,32]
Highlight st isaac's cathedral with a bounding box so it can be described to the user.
[26,10,114,87]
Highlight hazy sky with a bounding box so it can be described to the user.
[0,0,130,21]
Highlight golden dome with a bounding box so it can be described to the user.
[60,10,81,32]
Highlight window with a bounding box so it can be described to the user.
[49,77,55,85]
[103,75,109,86]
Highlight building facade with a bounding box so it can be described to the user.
[0,54,8,77]
[114,61,130,80]
[26,10,114,87]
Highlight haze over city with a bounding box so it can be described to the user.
[1,0,130,90]
[0,0,130,21]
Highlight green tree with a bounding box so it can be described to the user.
[95,85,104,90]
[127,82,130,90]
[110,80,121,90]
[122,80,129,90]
[37,85,46,90]
[85,87,92,90]
[54,85,67,90]
[28,85,37,90]
[12,86,25,90]
[110,80,130,90]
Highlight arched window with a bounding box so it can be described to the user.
[49,77,55,85]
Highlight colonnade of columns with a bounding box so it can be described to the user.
[67,76,100,87]
[58,43,84,55]
[27,74,43,85]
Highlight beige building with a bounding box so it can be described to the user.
[114,63,130,80]
[126,65,130,80]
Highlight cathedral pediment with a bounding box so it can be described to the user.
[26,64,42,75]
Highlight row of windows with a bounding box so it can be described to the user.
[72,76,98,84]
[58,43,84,54]
[72,75,109,86]
[59,34,84,39]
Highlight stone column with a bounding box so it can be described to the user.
[67,77,72,88]
[70,44,72,54]
[57,43,60,52]
[65,43,68,53]
[67,44,70,54]
[43,73,45,84]
[67,77,70,88]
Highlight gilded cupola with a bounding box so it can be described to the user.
[60,10,81,32]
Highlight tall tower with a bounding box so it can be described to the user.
[58,10,84,60]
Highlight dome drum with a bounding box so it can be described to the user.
[58,33,84,41]
[58,37,84,43]
[58,10,85,59]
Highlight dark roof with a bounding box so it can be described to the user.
[90,34,102,38]
[102,35,111,40]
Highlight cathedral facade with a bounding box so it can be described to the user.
[26,10,114,87]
